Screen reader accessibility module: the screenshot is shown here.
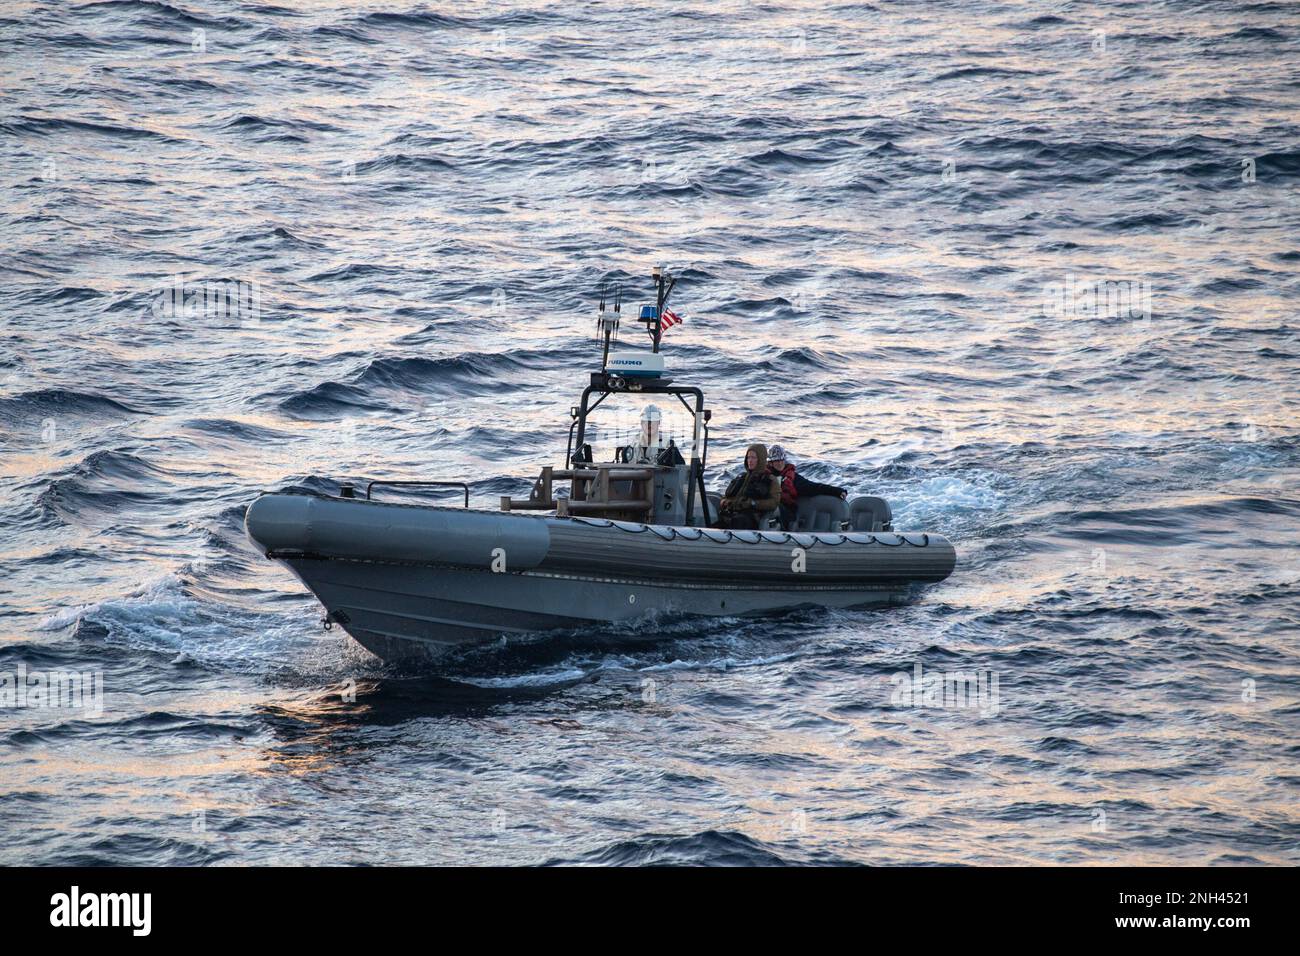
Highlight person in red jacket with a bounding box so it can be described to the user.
[767,444,847,531]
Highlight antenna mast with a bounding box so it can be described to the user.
[597,284,621,370]
[649,264,677,353]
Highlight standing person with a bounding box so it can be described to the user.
[716,443,780,530]
[767,444,846,531]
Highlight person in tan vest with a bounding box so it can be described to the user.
[716,443,781,529]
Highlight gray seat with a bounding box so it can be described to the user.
[691,493,723,526]
[701,493,777,529]
[793,495,849,532]
[848,496,892,532]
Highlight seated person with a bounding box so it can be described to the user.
[716,443,780,529]
[767,444,846,531]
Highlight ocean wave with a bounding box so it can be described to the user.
[181,417,295,443]
[554,829,795,866]
[3,114,184,143]
[934,66,1041,82]
[275,380,399,418]
[352,152,460,176]
[272,350,555,417]
[36,461,174,524]
[72,0,243,30]
[35,571,349,679]
[0,388,139,417]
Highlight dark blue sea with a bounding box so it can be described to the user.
[1,0,1298,865]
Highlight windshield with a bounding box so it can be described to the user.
[578,399,698,465]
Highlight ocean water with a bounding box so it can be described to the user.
[1,0,1298,865]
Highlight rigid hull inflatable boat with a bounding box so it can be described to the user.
[245,268,957,661]
[245,495,955,661]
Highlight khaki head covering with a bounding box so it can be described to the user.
[732,443,770,502]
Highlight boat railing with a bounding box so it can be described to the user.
[500,464,655,518]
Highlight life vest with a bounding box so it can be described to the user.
[724,471,776,509]
[771,462,798,507]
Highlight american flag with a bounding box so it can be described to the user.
[661,308,683,331]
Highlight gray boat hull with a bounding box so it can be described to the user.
[246,493,956,661]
